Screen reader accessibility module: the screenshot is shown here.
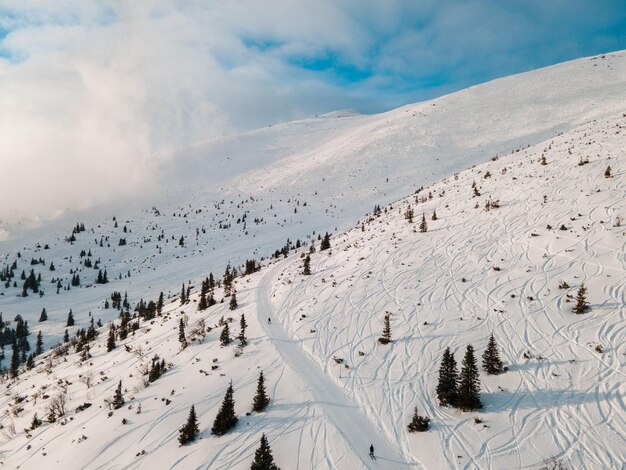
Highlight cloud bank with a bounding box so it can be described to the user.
[0,1,625,225]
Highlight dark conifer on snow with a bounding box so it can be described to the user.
[107,325,116,352]
[320,232,331,251]
[66,309,75,327]
[302,254,311,275]
[112,380,125,409]
[250,433,280,470]
[378,312,392,344]
[572,283,590,314]
[10,339,19,379]
[457,345,482,411]
[482,334,504,375]
[179,318,188,349]
[407,406,430,432]
[157,292,164,315]
[35,331,44,356]
[63,329,70,343]
[252,371,270,412]
[604,165,612,178]
[220,323,231,346]
[419,213,428,232]
[436,347,458,407]
[180,283,187,305]
[229,291,238,310]
[211,381,238,435]
[237,314,247,346]
[39,308,47,322]
[178,405,200,446]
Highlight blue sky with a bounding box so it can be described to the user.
[0,0,625,224]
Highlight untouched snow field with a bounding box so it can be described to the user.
[0,52,624,469]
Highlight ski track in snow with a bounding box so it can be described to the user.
[257,261,419,469]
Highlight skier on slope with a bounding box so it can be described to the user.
[369,444,375,459]
[268,317,271,324]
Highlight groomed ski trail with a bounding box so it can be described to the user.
[257,262,419,470]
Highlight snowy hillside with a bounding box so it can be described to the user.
[0,52,624,469]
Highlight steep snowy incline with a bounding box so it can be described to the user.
[269,112,625,469]
[257,262,416,469]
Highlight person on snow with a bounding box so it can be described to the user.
[369,444,375,458]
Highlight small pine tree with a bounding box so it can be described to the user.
[35,331,44,356]
[107,325,116,352]
[482,334,504,375]
[39,308,47,322]
[436,347,458,407]
[251,433,280,470]
[180,283,186,305]
[220,323,231,346]
[66,309,75,327]
[63,329,70,343]
[10,339,19,379]
[604,165,612,178]
[229,291,238,310]
[112,380,125,409]
[252,372,270,412]
[419,213,428,232]
[179,318,188,349]
[178,405,200,445]
[302,254,311,275]
[407,406,430,432]
[320,232,331,251]
[211,381,238,435]
[378,312,392,344]
[431,210,437,221]
[237,314,247,346]
[457,345,482,411]
[157,292,164,315]
[198,290,208,311]
[572,283,590,314]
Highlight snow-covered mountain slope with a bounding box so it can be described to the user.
[0,102,623,469]
[2,51,626,357]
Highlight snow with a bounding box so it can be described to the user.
[0,51,624,469]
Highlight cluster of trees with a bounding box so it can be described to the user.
[179,372,271,444]
[436,335,504,412]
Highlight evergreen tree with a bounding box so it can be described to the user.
[39,308,47,322]
[378,312,392,344]
[302,254,311,275]
[604,165,612,178]
[572,283,590,314]
[180,283,186,305]
[198,288,208,311]
[157,292,164,315]
[107,325,116,352]
[10,339,19,379]
[63,329,70,343]
[457,345,482,411]
[431,210,437,221]
[482,334,504,375]
[250,433,280,470]
[112,380,125,409]
[407,406,430,432]
[252,371,270,412]
[66,309,75,327]
[237,314,247,346]
[419,213,428,232]
[35,331,43,356]
[220,323,231,347]
[178,405,200,446]
[179,318,187,349]
[211,381,238,435]
[229,291,238,310]
[436,347,458,407]
[26,354,35,369]
[320,232,331,251]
